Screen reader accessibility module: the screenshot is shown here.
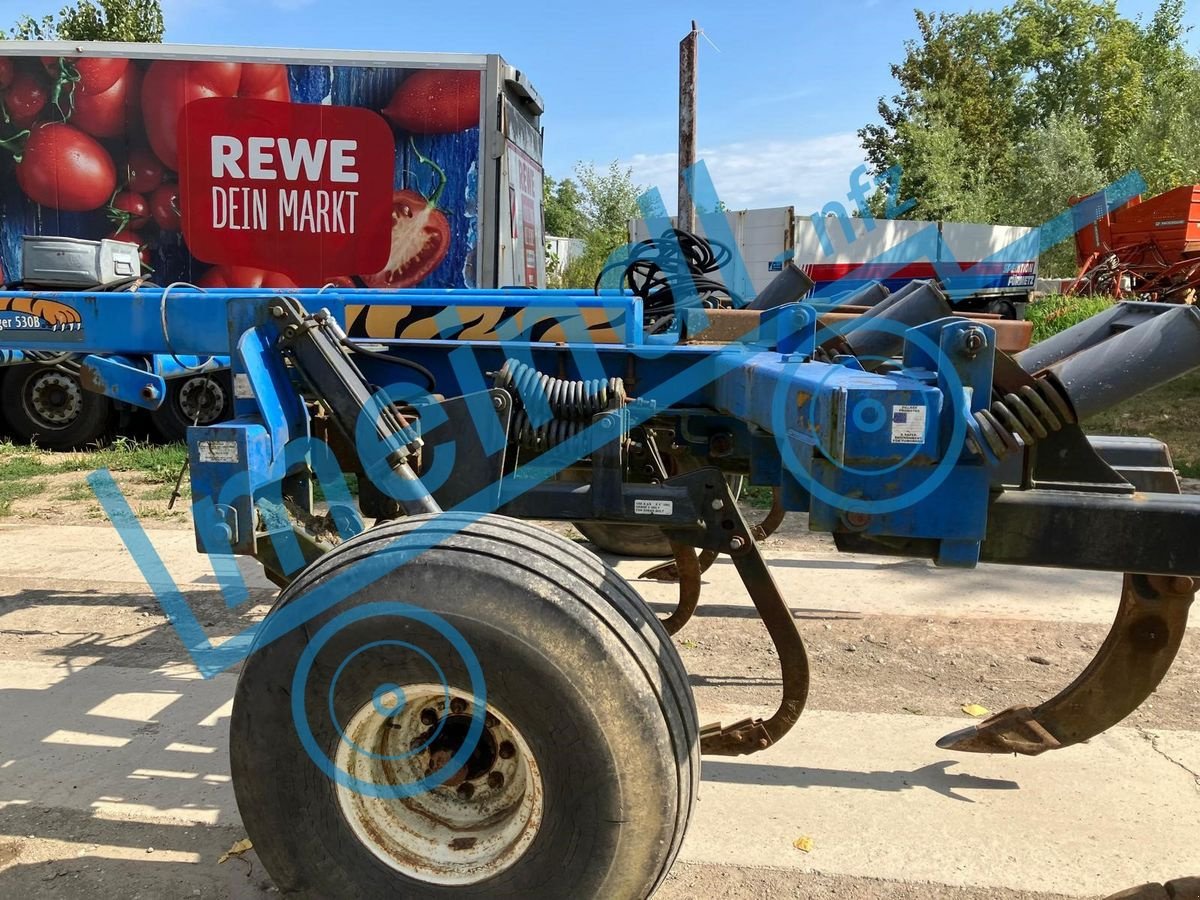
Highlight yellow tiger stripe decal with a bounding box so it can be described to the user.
[345,304,627,345]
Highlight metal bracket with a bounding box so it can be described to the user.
[80,354,165,410]
[641,485,785,584]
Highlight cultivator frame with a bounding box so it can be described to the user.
[0,280,1197,896]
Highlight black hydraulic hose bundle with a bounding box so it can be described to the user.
[596,228,743,333]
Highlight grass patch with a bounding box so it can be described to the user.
[0,438,188,515]
[57,481,94,502]
[742,484,775,509]
[0,453,49,482]
[1026,294,1114,343]
[0,437,187,485]
[313,472,359,502]
[55,438,187,484]
[1023,296,1200,478]
[139,482,186,502]
[0,479,45,515]
[1086,372,1200,477]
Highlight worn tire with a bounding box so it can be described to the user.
[231,513,699,899]
[575,474,746,558]
[0,364,111,450]
[150,371,233,442]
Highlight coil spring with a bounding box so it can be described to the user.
[511,416,587,453]
[493,359,627,453]
[973,377,1077,458]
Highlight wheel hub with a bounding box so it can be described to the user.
[177,376,226,425]
[27,371,81,426]
[334,684,543,886]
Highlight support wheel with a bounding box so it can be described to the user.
[150,372,232,442]
[231,513,699,899]
[0,364,111,450]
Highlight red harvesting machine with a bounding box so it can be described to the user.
[1070,185,1200,301]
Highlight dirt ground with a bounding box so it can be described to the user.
[658,863,1083,900]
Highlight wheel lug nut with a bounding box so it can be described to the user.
[450,698,467,715]
[420,708,438,726]
[498,741,516,760]
[487,771,504,789]
[457,782,475,800]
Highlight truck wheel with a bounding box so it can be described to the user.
[576,474,746,558]
[231,513,699,899]
[150,372,232,442]
[0,364,111,450]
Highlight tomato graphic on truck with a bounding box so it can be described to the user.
[0,44,546,291]
[0,42,545,449]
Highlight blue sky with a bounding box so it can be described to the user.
[2,0,1194,212]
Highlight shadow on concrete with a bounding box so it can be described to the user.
[0,806,273,898]
[689,673,780,689]
[643,599,863,622]
[762,558,930,572]
[0,585,271,671]
[701,759,1019,803]
[0,591,268,895]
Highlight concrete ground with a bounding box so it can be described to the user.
[0,519,1196,899]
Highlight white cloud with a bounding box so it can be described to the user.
[622,132,869,215]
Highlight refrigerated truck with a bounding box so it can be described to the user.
[630,207,1039,317]
[0,41,545,447]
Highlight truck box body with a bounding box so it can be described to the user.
[0,42,545,292]
[631,207,1038,313]
[0,42,543,447]
[795,217,1038,304]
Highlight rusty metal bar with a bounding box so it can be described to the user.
[659,469,811,757]
[678,20,699,233]
[750,487,786,541]
[660,541,702,634]
[641,548,717,583]
[682,306,1034,353]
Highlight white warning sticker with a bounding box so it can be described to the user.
[634,499,673,516]
[198,440,239,464]
[891,405,927,444]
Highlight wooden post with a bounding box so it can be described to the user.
[678,20,699,233]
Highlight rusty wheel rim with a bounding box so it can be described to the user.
[334,684,544,885]
[26,371,81,427]
[177,375,227,426]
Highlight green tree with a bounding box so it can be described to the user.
[895,94,1005,222]
[860,8,1018,221]
[559,161,642,289]
[3,0,164,42]
[859,0,1199,271]
[1005,114,1106,275]
[543,175,587,237]
[575,161,641,244]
